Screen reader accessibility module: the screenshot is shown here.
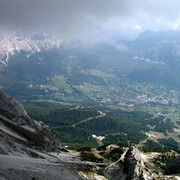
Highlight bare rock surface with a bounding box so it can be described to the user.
[105,146,152,180]
[0,154,83,180]
[0,90,84,180]
[0,90,61,152]
[0,90,29,118]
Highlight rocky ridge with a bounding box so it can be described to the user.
[0,31,60,64]
[105,146,155,180]
[0,90,61,153]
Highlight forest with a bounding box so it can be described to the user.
[23,101,179,150]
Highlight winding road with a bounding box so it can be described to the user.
[72,111,106,127]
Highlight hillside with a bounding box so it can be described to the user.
[0,90,84,179]
[0,88,180,179]
[22,101,180,153]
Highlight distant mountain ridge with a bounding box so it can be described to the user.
[0,31,61,65]
[135,30,180,41]
[1,29,180,66]
[133,30,180,65]
[1,30,180,108]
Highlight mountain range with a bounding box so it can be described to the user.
[1,30,180,108]
[0,31,60,65]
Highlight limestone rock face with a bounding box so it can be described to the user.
[0,90,29,118]
[122,147,145,180]
[105,146,151,180]
[0,31,60,63]
[0,90,61,153]
[0,90,84,180]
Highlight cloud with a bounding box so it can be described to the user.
[133,25,142,30]
[155,16,180,30]
[0,0,180,41]
[0,0,130,37]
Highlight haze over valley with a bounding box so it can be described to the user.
[1,0,180,179]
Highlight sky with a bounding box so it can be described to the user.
[0,0,180,41]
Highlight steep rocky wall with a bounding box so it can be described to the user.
[0,90,29,118]
[105,146,154,180]
[0,90,61,152]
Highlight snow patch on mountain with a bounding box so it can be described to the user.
[0,31,61,62]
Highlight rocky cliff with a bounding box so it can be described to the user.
[105,146,155,180]
[0,90,84,180]
[0,90,61,154]
[0,31,60,64]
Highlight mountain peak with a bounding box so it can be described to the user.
[105,146,156,180]
[0,30,61,63]
[135,30,180,42]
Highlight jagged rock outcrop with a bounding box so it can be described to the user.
[122,147,146,180]
[165,156,180,175]
[0,31,60,63]
[0,90,61,153]
[105,146,152,180]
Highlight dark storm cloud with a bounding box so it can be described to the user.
[0,0,129,33]
[0,0,180,40]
